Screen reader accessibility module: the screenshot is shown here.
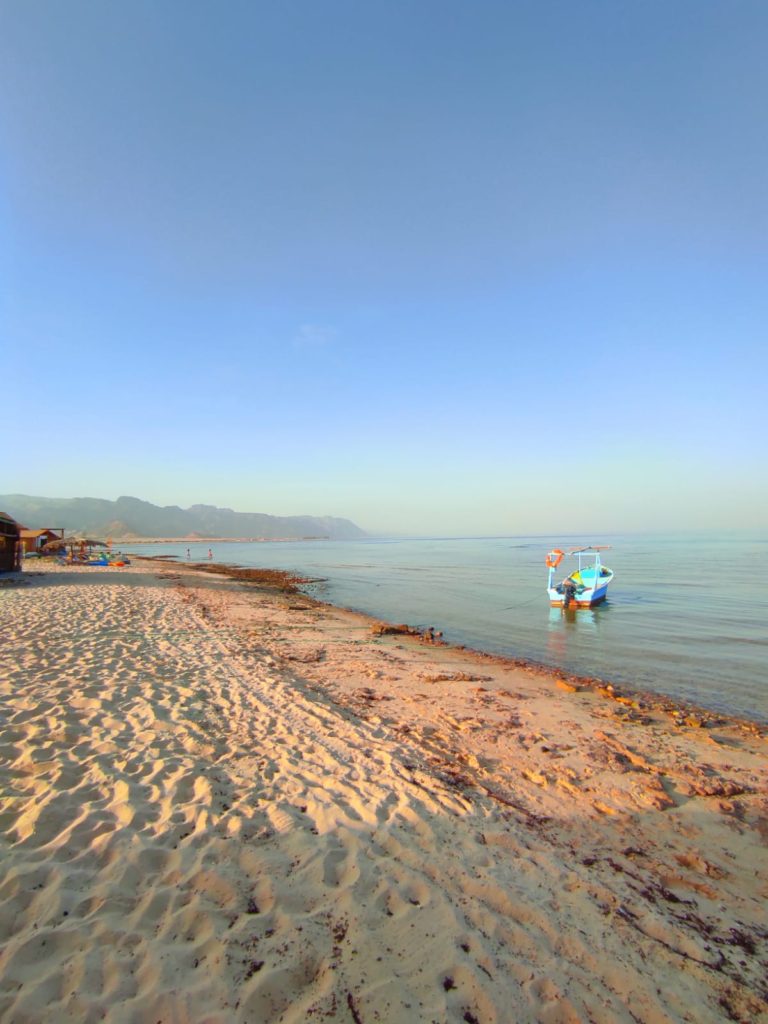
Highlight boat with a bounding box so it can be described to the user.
[546,546,614,608]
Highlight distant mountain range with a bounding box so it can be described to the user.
[0,494,366,541]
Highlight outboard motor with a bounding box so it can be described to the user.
[562,580,577,609]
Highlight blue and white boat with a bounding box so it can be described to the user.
[546,546,614,608]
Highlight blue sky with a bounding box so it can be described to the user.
[2,1,766,535]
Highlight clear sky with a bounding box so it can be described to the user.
[2,1,766,535]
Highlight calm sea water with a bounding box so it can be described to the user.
[124,534,768,722]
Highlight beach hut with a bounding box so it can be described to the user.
[0,512,22,573]
[19,527,65,554]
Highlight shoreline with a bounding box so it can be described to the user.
[134,553,768,733]
[1,560,766,1022]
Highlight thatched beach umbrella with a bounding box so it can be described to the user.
[43,537,107,551]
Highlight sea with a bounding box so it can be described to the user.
[123,533,768,723]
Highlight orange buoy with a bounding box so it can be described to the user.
[545,549,564,568]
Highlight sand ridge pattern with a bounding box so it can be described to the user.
[0,565,766,1023]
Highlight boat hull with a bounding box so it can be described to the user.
[548,572,613,608]
[548,586,609,608]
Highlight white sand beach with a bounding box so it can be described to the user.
[0,562,765,1023]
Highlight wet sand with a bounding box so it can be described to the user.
[0,561,765,1023]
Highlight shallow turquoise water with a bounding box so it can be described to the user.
[124,533,768,722]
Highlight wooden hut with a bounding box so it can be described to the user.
[19,527,64,554]
[0,512,21,573]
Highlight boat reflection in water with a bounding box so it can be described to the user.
[548,605,599,631]
[546,605,600,660]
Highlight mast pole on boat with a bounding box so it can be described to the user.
[546,547,565,594]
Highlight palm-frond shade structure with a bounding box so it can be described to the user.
[43,537,108,551]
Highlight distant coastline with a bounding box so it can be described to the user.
[0,494,366,542]
[117,536,332,544]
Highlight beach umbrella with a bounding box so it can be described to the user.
[43,537,107,550]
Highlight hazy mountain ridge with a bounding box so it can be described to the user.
[0,495,366,541]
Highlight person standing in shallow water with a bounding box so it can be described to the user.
[186,548,191,560]
[207,549,212,560]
